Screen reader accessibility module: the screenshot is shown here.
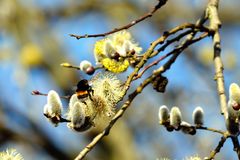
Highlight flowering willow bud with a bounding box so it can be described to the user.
[0,148,24,160]
[170,106,182,129]
[104,40,116,58]
[92,72,124,108]
[47,90,62,114]
[79,60,95,75]
[69,94,79,109]
[226,104,239,135]
[43,90,62,125]
[158,105,169,124]
[229,83,240,110]
[60,62,71,67]
[192,106,204,126]
[67,101,93,132]
[116,40,131,57]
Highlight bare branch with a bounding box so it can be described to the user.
[70,0,168,39]
[206,134,229,160]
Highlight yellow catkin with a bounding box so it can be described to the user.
[101,58,129,73]
[0,148,24,160]
[94,39,107,63]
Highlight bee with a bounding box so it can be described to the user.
[76,79,94,100]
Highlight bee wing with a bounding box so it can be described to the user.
[71,86,77,91]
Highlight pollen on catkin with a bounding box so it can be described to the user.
[101,58,130,73]
[184,155,202,160]
[170,106,182,129]
[0,148,24,160]
[93,30,142,73]
[158,105,169,124]
[91,72,125,107]
[94,39,107,63]
[192,106,204,126]
[110,30,142,55]
[104,40,116,58]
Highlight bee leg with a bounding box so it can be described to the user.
[89,94,93,101]
[82,101,87,105]
[88,90,94,101]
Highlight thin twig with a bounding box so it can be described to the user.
[208,0,227,118]
[196,126,225,135]
[31,90,71,99]
[231,136,240,159]
[123,23,205,93]
[206,134,229,160]
[134,29,196,80]
[70,0,168,39]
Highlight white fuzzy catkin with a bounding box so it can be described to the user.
[158,105,169,124]
[68,94,79,110]
[91,72,124,107]
[170,106,182,128]
[80,60,92,71]
[192,106,204,126]
[226,103,239,135]
[104,40,116,58]
[0,148,24,160]
[67,101,86,131]
[229,83,240,103]
[229,83,240,110]
[47,90,62,116]
[43,104,50,116]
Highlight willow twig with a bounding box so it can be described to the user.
[70,0,168,39]
[196,126,225,135]
[208,0,227,118]
[31,90,71,99]
[123,23,205,93]
[206,134,229,160]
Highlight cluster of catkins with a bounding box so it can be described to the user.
[43,72,125,132]
[93,30,142,73]
[61,30,142,75]
[158,105,204,135]
[226,83,240,135]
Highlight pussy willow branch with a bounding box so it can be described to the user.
[74,32,208,160]
[196,126,225,135]
[134,22,210,80]
[135,29,209,80]
[123,23,204,93]
[164,123,225,135]
[134,29,198,79]
[206,134,229,160]
[205,0,240,158]
[208,0,227,118]
[70,0,168,39]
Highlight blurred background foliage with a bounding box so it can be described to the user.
[0,0,240,159]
